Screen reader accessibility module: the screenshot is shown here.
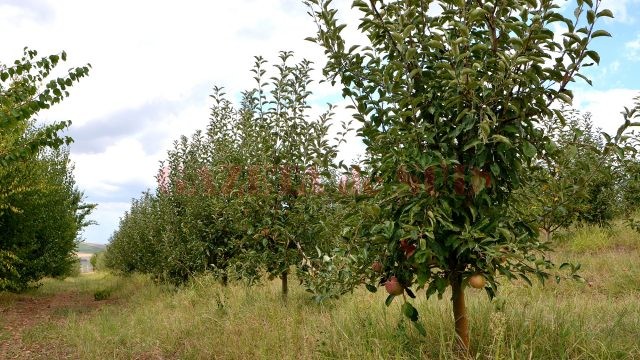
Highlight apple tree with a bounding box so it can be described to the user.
[616,95,640,231]
[1,48,92,291]
[106,117,249,285]
[305,0,612,353]
[227,52,347,299]
[516,108,618,240]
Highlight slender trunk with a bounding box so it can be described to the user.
[221,272,228,287]
[281,270,288,301]
[451,274,470,357]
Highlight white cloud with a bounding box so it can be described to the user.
[626,34,640,60]
[572,88,640,134]
[71,138,160,194]
[79,201,132,243]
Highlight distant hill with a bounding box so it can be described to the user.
[76,242,106,254]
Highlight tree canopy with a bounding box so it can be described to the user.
[0,48,93,291]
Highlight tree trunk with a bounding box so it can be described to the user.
[220,272,228,287]
[451,274,470,357]
[281,270,288,301]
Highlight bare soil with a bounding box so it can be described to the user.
[0,291,114,359]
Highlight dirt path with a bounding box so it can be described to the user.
[0,291,113,359]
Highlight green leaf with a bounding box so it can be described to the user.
[596,9,614,18]
[468,8,486,21]
[491,135,512,145]
[390,32,403,44]
[463,140,481,151]
[412,321,427,336]
[585,50,600,64]
[365,283,378,293]
[575,73,593,86]
[586,10,595,24]
[402,302,419,322]
[591,30,612,38]
[405,287,416,298]
[385,294,395,307]
[573,6,582,19]
[557,91,573,104]
[519,274,533,286]
[490,163,500,176]
[522,141,536,158]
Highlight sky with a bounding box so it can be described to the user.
[1,0,639,245]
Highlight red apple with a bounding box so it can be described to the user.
[385,276,404,295]
[399,239,417,258]
[371,261,383,273]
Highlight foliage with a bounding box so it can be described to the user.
[618,95,640,231]
[90,252,108,272]
[0,48,90,213]
[104,192,171,279]
[515,107,619,239]
[304,0,614,351]
[0,146,95,291]
[228,52,347,296]
[0,48,93,292]
[106,53,350,298]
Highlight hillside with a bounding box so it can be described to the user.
[76,242,106,254]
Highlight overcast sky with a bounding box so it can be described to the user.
[1,0,639,245]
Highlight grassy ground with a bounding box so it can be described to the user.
[1,224,639,359]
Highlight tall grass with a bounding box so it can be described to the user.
[11,224,640,359]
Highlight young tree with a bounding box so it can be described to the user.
[1,48,92,291]
[305,0,612,353]
[616,95,640,231]
[233,52,345,299]
[518,108,618,240]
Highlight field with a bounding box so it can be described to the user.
[1,224,639,359]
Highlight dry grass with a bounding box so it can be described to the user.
[2,224,639,359]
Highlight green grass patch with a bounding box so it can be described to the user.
[558,222,639,253]
[26,272,123,297]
